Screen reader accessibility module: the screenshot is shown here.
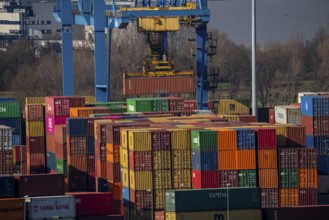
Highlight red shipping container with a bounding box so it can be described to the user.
[69,136,87,154]
[279,148,299,168]
[65,192,113,216]
[151,131,171,150]
[286,126,306,147]
[219,170,238,188]
[155,211,165,220]
[45,96,85,116]
[25,104,44,121]
[55,142,67,161]
[70,154,88,172]
[302,115,329,136]
[129,151,152,171]
[27,137,45,154]
[0,150,13,174]
[86,118,96,137]
[70,96,85,108]
[45,114,67,134]
[254,128,277,149]
[192,169,219,189]
[183,100,197,110]
[46,134,56,153]
[261,188,279,208]
[299,148,317,168]
[166,97,184,111]
[299,188,317,206]
[107,162,121,182]
[129,189,153,210]
[112,200,123,216]
[269,109,275,124]
[55,125,66,144]
[87,154,95,172]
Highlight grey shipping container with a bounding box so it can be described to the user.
[165,187,261,212]
[25,195,76,220]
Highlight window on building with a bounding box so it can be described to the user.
[41,20,45,25]
[57,29,61,33]
[31,20,35,25]
[47,20,51,25]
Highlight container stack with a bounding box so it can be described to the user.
[0,125,13,175]
[191,129,219,189]
[255,128,279,208]
[45,96,84,173]
[0,99,22,145]
[275,105,301,125]
[25,103,46,174]
[301,96,329,174]
[127,97,184,113]
[12,145,27,175]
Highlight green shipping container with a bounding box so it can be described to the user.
[238,170,257,187]
[56,159,67,177]
[191,130,218,150]
[91,101,127,107]
[127,98,152,112]
[151,98,169,112]
[165,187,261,212]
[0,102,21,118]
[280,168,298,188]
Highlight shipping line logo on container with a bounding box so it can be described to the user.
[0,206,23,213]
[47,104,52,111]
[193,137,200,146]
[304,101,309,112]
[33,203,71,212]
[0,107,6,113]
[128,105,135,112]
[48,117,53,129]
[209,192,227,198]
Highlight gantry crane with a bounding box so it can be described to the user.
[54,0,211,109]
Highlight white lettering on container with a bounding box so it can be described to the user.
[209,192,227,198]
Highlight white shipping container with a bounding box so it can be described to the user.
[25,195,76,220]
[298,92,318,103]
[275,105,301,125]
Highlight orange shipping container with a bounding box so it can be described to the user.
[299,168,318,188]
[280,188,299,207]
[107,144,120,163]
[238,149,256,170]
[217,129,237,150]
[258,169,278,188]
[218,150,238,170]
[108,181,123,200]
[0,198,24,220]
[258,149,277,169]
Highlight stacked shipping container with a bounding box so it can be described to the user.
[25,103,46,174]
[0,125,13,175]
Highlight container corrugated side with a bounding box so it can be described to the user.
[298,188,317,206]
[258,149,277,169]
[279,168,299,188]
[279,188,299,207]
[237,149,256,169]
[191,129,218,150]
[217,128,237,150]
[129,170,153,190]
[153,151,171,170]
[154,170,172,189]
[261,188,279,208]
[170,129,190,150]
[26,195,76,219]
[254,128,277,149]
[219,170,238,187]
[218,150,238,170]
[0,176,15,198]
[258,169,278,188]
[26,121,44,137]
[0,101,20,118]
[238,170,257,187]
[172,150,191,169]
[25,104,44,121]
[165,187,261,212]
[26,97,45,105]
[218,100,249,115]
[128,130,151,151]
[192,169,219,188]
[172,169,191,189]
[299,168,317,188]
[0,198,24,220]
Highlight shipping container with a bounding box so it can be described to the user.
[165,187,261,212]
[232,128,255,149]
[299,148,316,168]
[26,121,44,137]
[258,149,277,169]
[299,168,317,188]
[0,176,15,198]
[302,115,329,136]
[129,189,153,210]
[123,76,195,95]
[218,150,238,170]
[275,106,301,125]
[128,130,151,151]
[238,170,257,187]
[25,104,44,121]
[153,151,171,170]
[0,101,20,118]
[129,170,153,190]
[192,169,219,188]
[299,188,317,206]
[0,97,15,102]
[262,205,329,220]
[0,118,22,135]
[170,129,190,150]
[66,192,113,216]
[45,115,67,134]
[279,168,299,188]
[305,135,329,150]
[317,155,329,174]
[286,126,305,147]
[171,149,191,170]
[217,129,237,150]
[17,174,65,197]
[172,169,191,189]
[237,149,256,169]
[301,96,329,117]
[25,195,76,220]
[279,188,299,207]
[261,188,279,208]
[219,170,238,188]
[67,118,87,136]
[165,209,261,220]
[278,148,299,168]
[191,129,218,150]
[192,150,218,170]
[298,92,318,103]
[258,169,279,188]
[218,100,249,115]
[0,198,24,220]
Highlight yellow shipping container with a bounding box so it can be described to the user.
[93,119,113,140]
[166,209,261,220]
[218,99,249,115]
[154,170,172,189]
[172,149,191,170]
[172,169,192,189]
[120,147,129,169]
[153,151,171,170]
[169,129,191,150]
[128,130,151,151]
[25,97,45,105]
[121,128,142,149]
[130,170,153,190]
[155,189,166,210]
[83,96,96,103]
[122,167,129,188]
[138,17,179,32]
[26,121,44,137]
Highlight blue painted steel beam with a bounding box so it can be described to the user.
[196,25,208,110]
[107,29,112,101]
[61,0,74,96]
[93,0,108,102]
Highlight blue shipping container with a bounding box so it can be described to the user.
[123,187,130,207]
[318,155,329,174]
[232,128,256,149]
[0,118,22,135]
[0,97,16,102]
[301,96,329,117]
[0,176,15,198]
[98,178,108,192]
[66,118,87,136]
[47,151,56,171]
[192,150,218,170]
[306,135,329,151]
[12,134,21,145]
[87,136,95,154]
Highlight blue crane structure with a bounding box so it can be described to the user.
[54,0,211,110]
